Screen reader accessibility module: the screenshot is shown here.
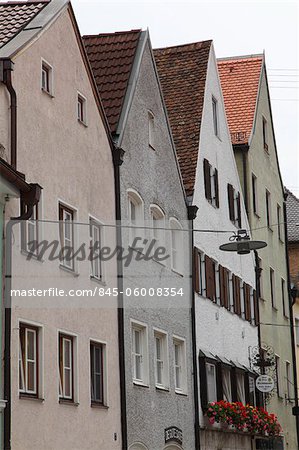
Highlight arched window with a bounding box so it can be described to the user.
[150,204,165,258]
[129,443,149,450]
[128,189,144,247]
[169,217,184,274]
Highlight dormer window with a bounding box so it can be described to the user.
[41,59,53,96]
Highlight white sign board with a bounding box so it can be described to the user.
[256,375,275,393]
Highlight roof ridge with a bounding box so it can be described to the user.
[83,29,142,39]
[217,53,263,63]
[154,39,212,54]
[0,0,49,5]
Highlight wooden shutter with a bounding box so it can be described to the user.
[253,290,259,326]
[203,159,211,201]
[219,265,229,308]
[205,255,216,302]
[237,192,241,228]
[244,283,251,321]
[199,355,208,410]
[232,275,241,316]
[194,248,200,293]
[214,168,219,208]
[216,362,223,401]
[227,184,235,222]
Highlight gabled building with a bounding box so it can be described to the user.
[218,54,297,448]
[155,41,259,449]
[84,30,195,450]
[0,1,121,449]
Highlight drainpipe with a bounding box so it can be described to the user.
[0,59,17,170]
[112,147,127,450]
[187,204,200,450]
[4,184,41,450]
[283,194,299,449]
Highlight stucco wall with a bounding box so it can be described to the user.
[193,45,257,449]
[119,39,195,450]
[2,7,121,450]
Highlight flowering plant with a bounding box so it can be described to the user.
[206,401,282,436]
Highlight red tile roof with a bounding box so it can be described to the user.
[83,30,141,134]
[0,1,49,49]
[154,41,212,197]
[217,55,263,145]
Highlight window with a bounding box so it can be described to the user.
[252,174,258,215]
[266,190,272,229]
[59,334,74,401]
[248,375,256,406]
[243,283,252,322]
[205,255,216,302]
[41,59,53,95]
[128,190,144,247]
[227,184,241,228]
[148,110,155,149]
[59,204,75,271]
[232,274,241,316]
[270,268,276,308]
[150,205,165,259]
[131,321,148,385]
[219,265,230,309]
[154,330,169,388]
[236,372,246,404]
[222,367,232,402]
[277,204,283,241]
[194,249,205,295]
[295,319,299,346]
[282,278,289,318]
[173,337,187,393]
[258,257,264,299]
[203,159,219,208]
[170,218,183,274]
[90,219,103,281]
[90,342,105,405]
[77,93,87,124]
[19,323,38,396]
[206,363,217,403]
[212,97,219,136]
[21,202,40,256]
[262,116,268,151]
[275,355,281,397]
[286,361,292,400]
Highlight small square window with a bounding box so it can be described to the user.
[77,93,87,125]
[41,60,53,95]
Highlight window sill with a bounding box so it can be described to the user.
[59,399,79,406]
[21,249,44,263]
[59,264,79,277]
[77,118,88,128]
[133,381,149,388]
[156,385,170,392]
[19,394,44,402]
[175,389,188,397]
[41,87,54,98]
[90,275,106,286]
[91,402,109,410]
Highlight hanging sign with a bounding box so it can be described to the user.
[256,375,275,393]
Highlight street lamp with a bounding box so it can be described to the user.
[219,229,267,255]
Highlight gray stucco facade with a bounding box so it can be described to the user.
[117,37,195,450]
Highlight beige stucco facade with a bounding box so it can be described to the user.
[0,5,121,450]
[235,67,297,448]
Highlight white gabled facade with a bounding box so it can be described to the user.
[193,44,258,449]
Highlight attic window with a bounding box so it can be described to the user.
[262,116,268,151]
[212,97,219,137]
[148,110,155,149]
[41,60,53,96]
[77,93,87,125]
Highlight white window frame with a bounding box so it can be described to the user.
[266,189,272,229]
[148,110,155,149]
[270,267,276,309]
[212,96,219,137]
[21,196,42,257]
[89,338,107,406]
[206,362,217,403]
[59,202,77,272]
[169,217,184,275]
[77,92,87,125]
[252,173,258,216]
[41,58,53,96]
[236,371,246,404]
[262,116,268,151]
[150,204,165,262]
[222,366,232,402]
[277,204,284,242]
[286,361,292,400]
[154,328,169,389]
[19,324,38,396]
[173,335,187,394]
[275,354,282,398]
[89,216,105,282]
[127,190,144,248]
[131,320,149,386]
[57,330,78,403]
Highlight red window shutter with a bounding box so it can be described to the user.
[227,184,235,222]
[204,159,211,201]
[205,255,216,302]
[194,248,200,293]
[214,168,219,208]
[244,283,251,321]
[237,192,241,228]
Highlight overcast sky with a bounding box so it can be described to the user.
[72,0,299,195]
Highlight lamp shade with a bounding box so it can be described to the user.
[219,240,267,255]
